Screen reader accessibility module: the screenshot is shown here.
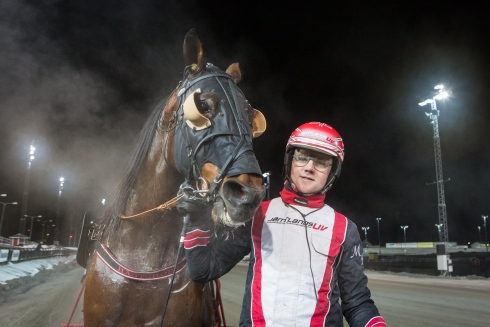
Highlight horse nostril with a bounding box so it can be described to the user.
[222,180,253,205]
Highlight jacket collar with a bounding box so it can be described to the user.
[279,184,325,208]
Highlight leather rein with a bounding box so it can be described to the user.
[119,194,183,219]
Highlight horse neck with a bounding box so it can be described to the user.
[103,127,185,267]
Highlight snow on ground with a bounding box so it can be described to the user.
[0,255,76,285]
[1,252,489,291]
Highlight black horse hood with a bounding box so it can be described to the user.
[173,64,262,180]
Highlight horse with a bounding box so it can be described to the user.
[82,28,267,326]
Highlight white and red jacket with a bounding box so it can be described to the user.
[184,187,386,327]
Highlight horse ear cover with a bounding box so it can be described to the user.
[252,109,266,138]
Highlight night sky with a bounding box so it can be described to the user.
[0,1,489,246]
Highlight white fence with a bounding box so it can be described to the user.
[0,236,10,245]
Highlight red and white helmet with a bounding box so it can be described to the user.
[284,122,345,194]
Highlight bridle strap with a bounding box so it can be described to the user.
[177,72,231,96]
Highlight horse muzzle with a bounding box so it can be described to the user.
[212,175,265,227]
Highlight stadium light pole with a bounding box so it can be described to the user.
[1,197,18,236]
[45,224,56,245]
[20,143,36,234]
[376,218,382,254]
[38,219,53,243]
[25,214,42,240]
[483,215,488,252]
[435,224,443,243]
[401,225,409,246]
[262,172,271,201]
[54,177,64,245]
[418,85,450,246]
[477,226,482,244]
[362,226,370,243]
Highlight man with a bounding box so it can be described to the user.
[180,122,386,327]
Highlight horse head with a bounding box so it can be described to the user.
[168,28,266,227]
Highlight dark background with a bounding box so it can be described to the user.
[0,1,488,246]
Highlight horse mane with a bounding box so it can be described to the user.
[100,95,172,234]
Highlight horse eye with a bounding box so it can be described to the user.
[197,93,218,117]
[198,101,210,112]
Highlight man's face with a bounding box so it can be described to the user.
[290,148,333,195]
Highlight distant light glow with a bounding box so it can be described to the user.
[418,84,449,107]
[28,144,36,163]
[434,91,449,100]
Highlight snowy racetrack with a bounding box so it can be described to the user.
[1,256,490,327]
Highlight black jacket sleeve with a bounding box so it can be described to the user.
[184,220,252,283]
[339,220,385,327]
